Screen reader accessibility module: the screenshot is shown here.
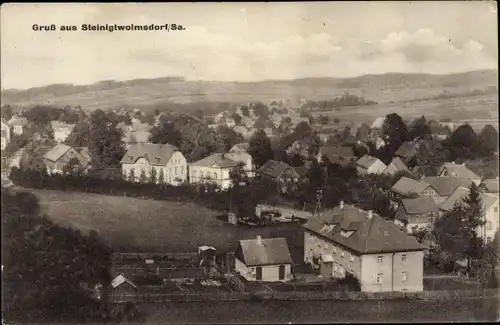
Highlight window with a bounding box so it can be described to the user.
[324,243,328,249]
[401,272,408,282]
[402,254,407,262]
[377,273,383,283]
[279,265,285,280]
[180,166,183,174]
[193,170,197,177]
[377,256,383,264]
[200,171,204,178]
[487,221,492,230]
[175,167,178,175]
[332,246,337,253]
[214,172,218,179]
[340,251,345,258]
[350,255,354,262]
[494,207,498,213]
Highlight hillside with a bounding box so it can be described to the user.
[1,70,497,111]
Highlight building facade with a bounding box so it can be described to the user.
[1,118,10,150]
[120,143,188,185]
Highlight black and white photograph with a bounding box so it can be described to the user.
[1,2,499,324]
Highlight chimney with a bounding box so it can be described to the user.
[256,235,262,245]
[340,201,344,209]
[221,153,225,160]
[367,210,373,219]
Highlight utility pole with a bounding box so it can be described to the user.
[314,188,323,217]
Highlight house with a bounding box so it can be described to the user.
[437,162,482,185]
[303,202,426,292]
[394,197,440,233]
[374,137,386,150]
[240,116,255,129]
[234,236,293,282]
[355,155,387,175]
[422,176,475,205]
[317,146,356,166]
[1,118,10,150]
[439,187,499,244]
[110,274,138,301]
[383,157,410,176]
[120,143,187,185]
[479,178,499,194]
[395,141,419,162]
[232,125,249,138]
[256,160,300,193]
[8,116,28,135]
[438,122,455,132]
[51,121,76,143]
[43,144,91,175]
[390,177,439,209]
[123,129,151,145]
[189,153,249,189]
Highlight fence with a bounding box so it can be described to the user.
[110,287,500,304]
[114,266,206,279]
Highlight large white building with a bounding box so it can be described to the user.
[120,143,187,185]
[1,118,10,150]
[303,202,426,292]
[189,152,252,189]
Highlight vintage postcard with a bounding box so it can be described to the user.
[1,2,498,324]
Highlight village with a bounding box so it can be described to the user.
[1,99,499,315]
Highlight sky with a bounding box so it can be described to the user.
[1,2,498,90]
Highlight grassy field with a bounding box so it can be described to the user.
[313,93,498,127]
[30,189,304,259]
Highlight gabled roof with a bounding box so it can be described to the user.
[192,153,240,168]
[303,204,426,254]
[438,162,481,180]
[395,141,418,158]
[391,177,432,196]
[237,237,293,266]
[8,116,28,126]
[120,143,179,165]
[111,274,137,289]
[44,144,72,162]
[389,157,410,172]
[400,197,440,215]
[423,176,475,197]
[257,160,298,179]
[480,179,499,193]
[356,155,384,170]
[440,186,499,212]
[50,121,76,131]
[1,118,8,125]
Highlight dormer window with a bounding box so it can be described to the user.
[340,230,354,238]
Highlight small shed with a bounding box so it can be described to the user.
[111,274,138,301]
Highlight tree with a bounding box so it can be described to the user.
[215,125,244,151]
[240,105,250,117]
[24,105,64,127]
[317,115,329,125]
[445,124,481,160]
[139,169,147,184]
[149,117,183,147]
[62,157,82,176]
[2,189,112,323]
[232,112,242,125]
[252,102,270,118]
[294,121,312,138]
[1,105,13,120]
[88,110,126,169]
[434,183,486,274]
[158,168,165,184]
[248,129,274,169]
[150,167,157,184]
[409,116,431,140]
[478,125,499,157]
[355,123,370,143]
[382,113,409,156]
[59,106,80,124]
[128,168,135,182]
[65,122,91,148]
[478,231,500,288]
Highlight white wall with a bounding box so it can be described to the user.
[54,129,72,143]
[235,258,292,282]
[367,160,388,175]
[360,251,424,293]
[189,165,232,189]
[479,200,499,243]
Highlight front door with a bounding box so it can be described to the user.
[279,265,285,280]
[256,266,262,281]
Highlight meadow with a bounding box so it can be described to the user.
[32,189,304,260]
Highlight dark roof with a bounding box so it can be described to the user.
[391,177,432,196]
[356,155,383,169]
[237,237,293,266]
[480,179,499,193]
[303,204,426,254]
[400,197,440,215]
[120,143,179,165]
[320,146,355,159]
[440,187,499,212]
[192,153,240,168]
[44,144,72,162]
[423,176,475,197]
[412,165,439,177]
[257,160,298,179]
[389,157,410,172]
[293,166,309,178]
[438,163,481,180]
[395,141,418,158]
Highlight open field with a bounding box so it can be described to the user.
[2,70,496,110]
[30,189,304,259]
[313,93,498,127]
[131,297,498,323]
